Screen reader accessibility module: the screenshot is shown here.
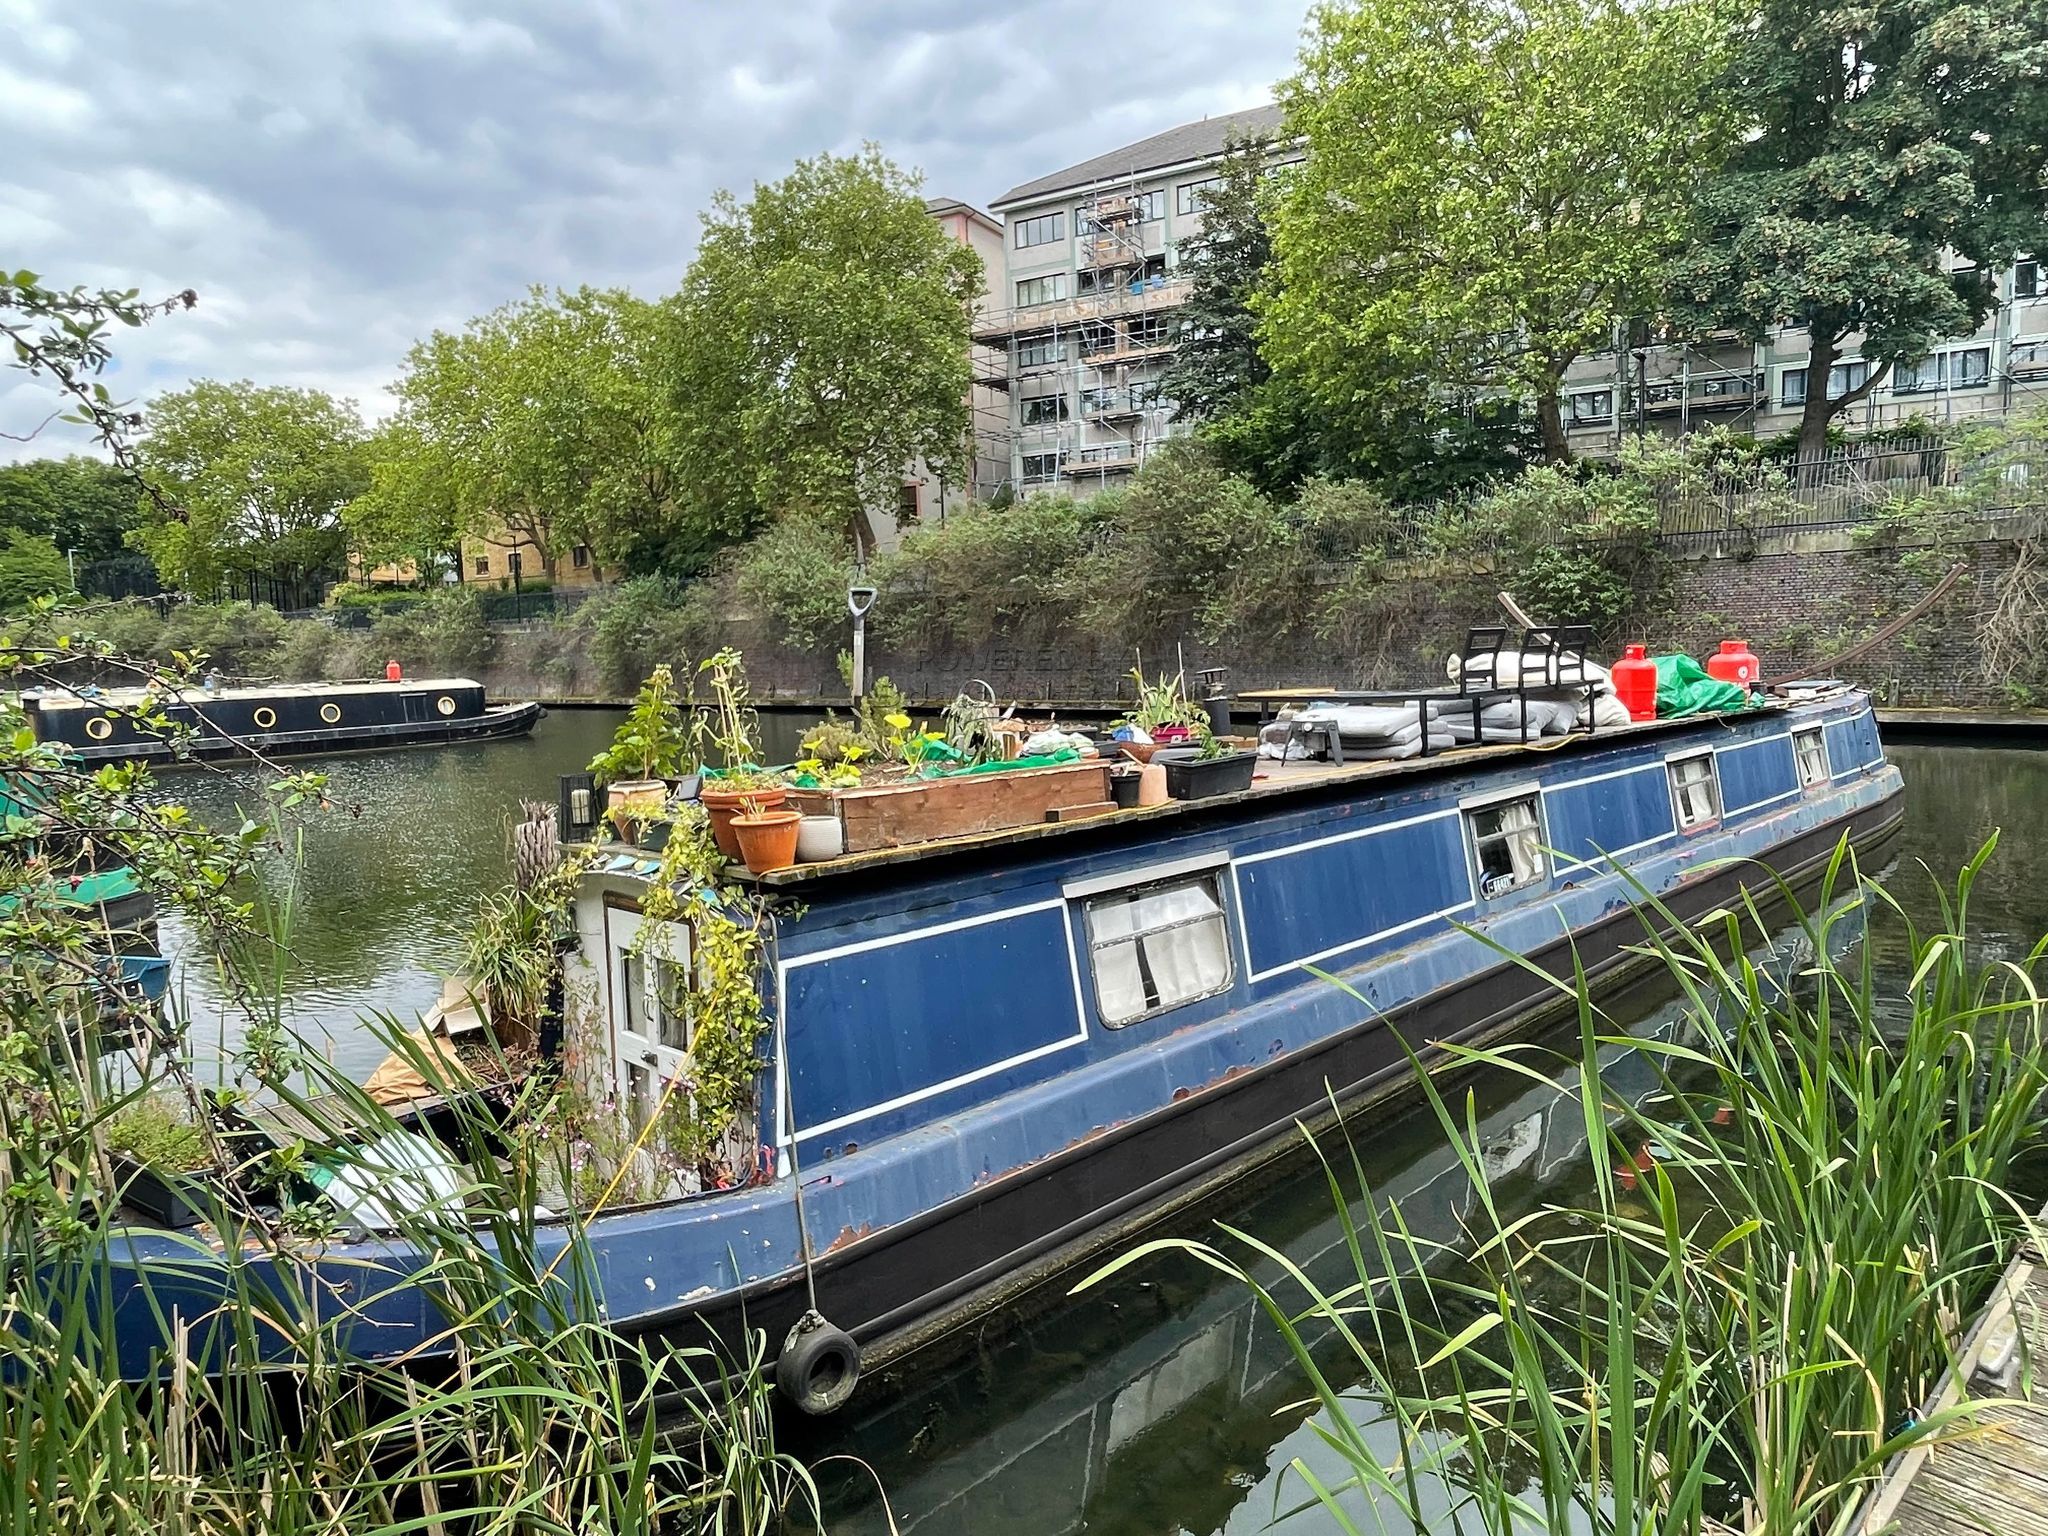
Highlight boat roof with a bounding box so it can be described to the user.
[583,689,1857,896]
[25,678,484,711]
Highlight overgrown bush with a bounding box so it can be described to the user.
[874,492,1097,648]
[580,575,700,693]
[364,586,492,676]
[732,508,860,650]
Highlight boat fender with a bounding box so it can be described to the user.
[775,1309,861,1416]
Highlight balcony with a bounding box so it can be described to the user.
[2013,342,2048,378]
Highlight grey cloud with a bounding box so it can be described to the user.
[0,0,1300,460]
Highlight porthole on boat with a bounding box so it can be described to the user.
[320,702,341,724]
[435,695,456,716]
[253,707,277,729]
[776,1313,861,1415]
[86,716,113,740]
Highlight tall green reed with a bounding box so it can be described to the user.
[1083,840,2045,1536]
[0,902,835,1535]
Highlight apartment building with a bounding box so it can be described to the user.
[977,103,1287,497]
[1560,254,2048,454]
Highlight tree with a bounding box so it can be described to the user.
[1269,0,1735,462]
[1668,0,2048,458]
[672,147,981,554]
[133,381,367,602]
[0,532,71,610]
[0,456,145,564]
[376,287,687,581]
[1163,134,1277,424]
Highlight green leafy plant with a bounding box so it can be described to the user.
[103,1094,210,1173]
[587,662,697,786]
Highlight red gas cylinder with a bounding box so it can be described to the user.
[1611,642,1657,721]
[1706,639,1759,691]
[384,659,403,682]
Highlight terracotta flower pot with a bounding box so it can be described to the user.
[607,778,666,847]
[1117,740,1160,765]
[732,809,802,874]
[701,785,787,860]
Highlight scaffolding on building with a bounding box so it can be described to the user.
[972,169,1193,498]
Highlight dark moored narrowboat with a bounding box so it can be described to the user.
[88,684,1902,1410]
[23,678,542,764]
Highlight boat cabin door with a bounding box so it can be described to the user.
[603,910,694,1131]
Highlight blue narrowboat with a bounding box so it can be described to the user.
[23,676,541,764]
[98,684,1901,1408]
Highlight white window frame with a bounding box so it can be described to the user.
[1069,856,1234,1028]
[1176,177,1221,216]
[1667,749,1722,831]
[1014,211,1063,249]
[1460,784,1549,900]
[1792,727,1829,789]
[1015,273,1068,309]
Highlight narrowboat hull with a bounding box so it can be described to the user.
[22,679,541,765]
[95,690,1904,1394]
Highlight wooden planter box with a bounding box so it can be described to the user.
[787,760,1115,854]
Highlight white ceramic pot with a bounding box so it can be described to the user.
[796,814,845,863]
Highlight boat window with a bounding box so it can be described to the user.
[1793,728,1828,788]
[620,948,649,1038]
[1084,872,1232,1027]
[1466,794,1546,897]
[652,954,691,1051]
[1669,753,1721,829]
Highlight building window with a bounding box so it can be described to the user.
[1016,331,1065,368]
[1021,394,1069,426]
[571,544,591,570]
[1793,728,1828,789]
[1021,452,1064,485]
[1078,322,1120,357]
[2015,341,2048,376]
[1465,793,1546,898]
[472,555,490,576]
[2017,259,2040,299]
[1014,212,1063,249]
[1127,314,1172,349]
[1129,189,1164,222]
[1176,177,1222,216]
[1781,361,1866,406]
[1016,274,1068,308]
[897,482,920,524]
[1894,347,1993,394]
[1668,753,1721,830]
[1084,870,1232,1027]
[1569,388,1614,424]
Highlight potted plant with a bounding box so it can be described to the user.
[1119,667,1207,761]
[104,1095,216,1228]
[695,649,787,859]
[589,664,694,842]
[731,791,803,874]
[1155,726,1259,800]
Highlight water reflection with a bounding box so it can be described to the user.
[150,708,621,1078]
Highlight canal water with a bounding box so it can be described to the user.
[148,723,2048,1534]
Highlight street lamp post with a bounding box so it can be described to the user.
[847,585,878,701]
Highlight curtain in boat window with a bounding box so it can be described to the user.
[1469,796,1545,896]
[1086,874,1232,1026]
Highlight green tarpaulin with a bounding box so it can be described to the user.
[1653,654,1752,717]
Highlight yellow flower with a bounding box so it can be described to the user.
[884,712,912,731]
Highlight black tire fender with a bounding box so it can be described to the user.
[775,1311,861,1416]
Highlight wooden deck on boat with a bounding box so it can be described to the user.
[749,699,1805,889]
[1859,1227,2048,1536]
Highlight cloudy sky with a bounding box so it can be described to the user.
[1,0,1301,462]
